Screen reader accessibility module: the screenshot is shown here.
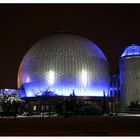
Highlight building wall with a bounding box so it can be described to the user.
[120,56,140,107]
[109,74,120,97]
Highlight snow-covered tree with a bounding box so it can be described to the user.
[0,94,24,112]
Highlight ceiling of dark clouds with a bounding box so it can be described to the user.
[0,4,140,88]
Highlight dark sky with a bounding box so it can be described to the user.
[0,4,140,88]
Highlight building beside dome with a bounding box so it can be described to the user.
[120,44,140,108]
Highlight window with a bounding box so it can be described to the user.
[33,105,37,111]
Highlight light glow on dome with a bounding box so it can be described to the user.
[26,76,31,83]
[48,70,55,86]
[121,44,140,57]
[81,69,88,87]
[21,83,108,97]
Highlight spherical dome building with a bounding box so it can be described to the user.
[18,33,110,97]
[120,44,140,107]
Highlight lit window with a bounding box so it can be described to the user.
[33,105,37,111]
[41,105,45,111]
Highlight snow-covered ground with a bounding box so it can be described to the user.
[118,113,140,116]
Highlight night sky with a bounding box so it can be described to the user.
[0,4,140,88]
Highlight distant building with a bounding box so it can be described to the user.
[0,89,20,95]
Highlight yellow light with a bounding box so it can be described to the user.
[33,105,36,111]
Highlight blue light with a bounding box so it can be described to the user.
[121,44,140,57]
[0,89,20,94]
[20,78,109,98]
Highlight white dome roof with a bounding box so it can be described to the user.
[121,44,140,57]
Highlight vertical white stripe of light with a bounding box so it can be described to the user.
[48,70,55,86]
[81,69,88,87]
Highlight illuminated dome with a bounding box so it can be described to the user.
[121,44,140,57]
[18,33,110,97]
